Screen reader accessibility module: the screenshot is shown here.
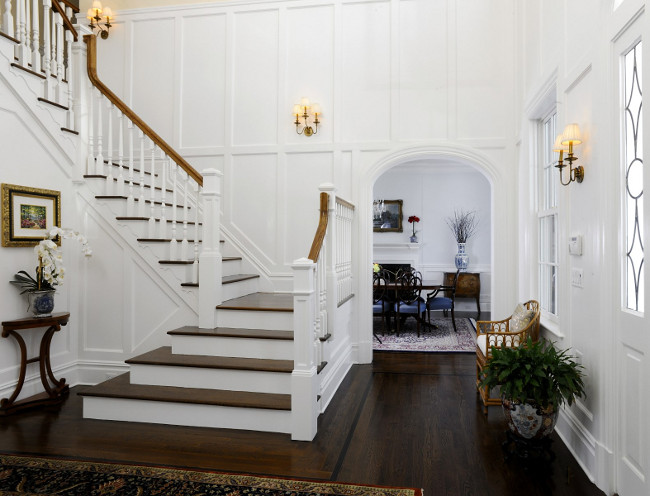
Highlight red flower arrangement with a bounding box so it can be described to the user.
[408,215,420,236]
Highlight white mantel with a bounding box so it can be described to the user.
[373,242,422,268]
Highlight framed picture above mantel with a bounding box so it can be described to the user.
[373,199,403,232]
[1,183,61,247]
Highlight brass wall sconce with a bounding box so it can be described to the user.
[293,97,321,136]
[554,123,585,185]
[87,1,113,39]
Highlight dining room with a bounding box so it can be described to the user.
[372,159,492,351]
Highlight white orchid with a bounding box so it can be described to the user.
[10,227,92,293]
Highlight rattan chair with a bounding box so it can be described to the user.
[475,300,541,414]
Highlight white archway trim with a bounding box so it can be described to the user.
[353,143,516,364]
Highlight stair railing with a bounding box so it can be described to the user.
[292,186,355,440]
[83,34,222,326]
[4,0,78,111]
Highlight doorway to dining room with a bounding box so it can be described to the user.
[359,145,500,359]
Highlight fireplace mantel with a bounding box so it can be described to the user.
[373,242,421,268]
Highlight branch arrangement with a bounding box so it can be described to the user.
[446,210,478,243]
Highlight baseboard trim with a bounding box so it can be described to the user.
[555,408,598,484]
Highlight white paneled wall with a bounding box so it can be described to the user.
[97,0,516,294]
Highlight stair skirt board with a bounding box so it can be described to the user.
[171,336,293,360]
[129,365,291,394]
[222,279,260,301]
[216,310,293,331]
[83,397,292,434]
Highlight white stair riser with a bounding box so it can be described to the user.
[83,397,291,434]
[96,198,191,220]
[116,219,203,242]
[139,241,201,260]
[222,279,259,301]
[130,364,291,394]
[171,335,293,360]
[217,309,292,331]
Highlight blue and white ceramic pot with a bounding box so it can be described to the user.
[502,398,559,440]
[455,242,469,271]
[27,289,56,318]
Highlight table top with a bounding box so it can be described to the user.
[2,312,70,330]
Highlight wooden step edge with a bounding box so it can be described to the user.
[84,175,173,193]
[0,31,19,44]
[319,333,332,342]
[222,274,260,285]
[77,373,291,411]
[115,217,204,226]
[104,160,158,177]
[159,260,194,265]
[95,196,190,208]
[180,282,198,286]
[139,238,200,243]
[37,97,68,110]
[125,347,293,373]
[167,326,293,341]
[61,127,79,135]
[317,361,328,374]
[10,62,46,79]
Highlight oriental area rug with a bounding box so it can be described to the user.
[0,454,422,496]
[373,316,476,352]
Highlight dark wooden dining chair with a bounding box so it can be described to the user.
[393,269,425,337]
[425,269,460,333]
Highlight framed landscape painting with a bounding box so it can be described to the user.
[1,184,61,247]
[373,199,403,232]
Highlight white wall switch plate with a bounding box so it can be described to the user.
[571,268,584,288]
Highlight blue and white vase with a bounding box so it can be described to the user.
[27,289,55,318]
[455,243,469,271]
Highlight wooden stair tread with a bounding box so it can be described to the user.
[78,373,291,410]
[179,274,259,286]
[125,346,293,372]
[217,292,293,312]
[139,238,200,243]
[115,216,204,226]
[84,175,173,192]
[95,196,189,208]
[37,97,68,110]
[168,326,293,340]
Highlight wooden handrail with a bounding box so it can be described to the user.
[335,196,355,211]
[52,0,78,41]
[308,192,329,262]
[58,0,79,12]
[84,34,203,186]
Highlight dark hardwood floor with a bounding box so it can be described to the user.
[0,347,605,495]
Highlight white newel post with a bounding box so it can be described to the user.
[291,258,319,441]
[198,168,222,329]
[71,24,92,182]
[320,183,337,339]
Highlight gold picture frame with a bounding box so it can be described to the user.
[373,199,403,232]
[1,184,61,247]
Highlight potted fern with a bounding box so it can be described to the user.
[479,338,585,440]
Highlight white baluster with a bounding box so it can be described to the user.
[30,0,40,72]
[193,182,200,283]
[65,6,73,128]
[15,0,25,64]
[105,101,114,194]
[126,121,134,216]
[86,80,95,175]
[138,131,146,217]
[159,156,167,237]
[180,172,189,260]
[169,162,178,260]
[55,10,63,103]
[42,0,52,100]
[3,0,14,38]
[23,0,32,66]
[148,144,156,238]
[50,9,57,74]
[95,90,104,175]
[116,112,125,197]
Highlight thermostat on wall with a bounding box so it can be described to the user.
[569,235,582,256]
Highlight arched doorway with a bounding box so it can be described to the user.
[354,144,513,364]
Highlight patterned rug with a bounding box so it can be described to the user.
[373,316,476,352]
[0,454,422,496]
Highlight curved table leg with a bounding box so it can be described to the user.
[0,330,28,409]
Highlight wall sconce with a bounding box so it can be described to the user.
[554,123,585,185]
[292,97,321,136]
[87,1,113,39]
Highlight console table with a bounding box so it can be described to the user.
[444,272,480,318]
[1,312,70,415]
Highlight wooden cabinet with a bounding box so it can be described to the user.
[444,272,480,318]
